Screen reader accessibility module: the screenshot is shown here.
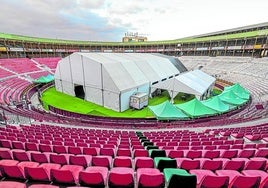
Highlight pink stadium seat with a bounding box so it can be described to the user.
[237,149,256,158]
[51,164,83,185]
[0,148,13,159]
[198,159,223,171]
[12,149,32,161]
[214,158,245,171]
[50,153,71,166]
[28,185,59,188]
[25,142,39,151]
[79,166,108,187]
[117,148,131,157]
[100,148,115,157]
[133,149,149,157]
[176,158,200,171]
[53,145,68,154]
[92,155,112,169]
[30,152,51,163]
[233,158,267,170]
[137,168,164,188]
[39,144,53,153]
[186,150,202,159]
[216,170,261,188]
[113,156,132,168]
[25,163,61,182]
[69,155,92,168]
[68,146,82,155]
[0,181,26,188]
[108,167,134,188]
[2,161,39,179]
[220,149,238,159]
[202,150,220,159]
[83,147,99,156]
[242,170,268,188]
[190,169,229,188]
[12,141,25,150]
[134,157,154,169]
[255,148,268,158]
[167,150,184,158]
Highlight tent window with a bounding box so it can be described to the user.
[74,85,85,99]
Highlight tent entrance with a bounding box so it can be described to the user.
[74,85,85,99]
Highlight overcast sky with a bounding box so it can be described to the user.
[0,0,267,41]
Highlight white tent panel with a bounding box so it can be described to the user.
[102,66,120,93]
[54,79,63,92]
[137,83,150,94]
[103,90,120,112]
[61,80,75,96]
[84,86,103,106]
[58,59,72,82]
[70,53,84,85]
[120,88,138,112]
[192,70,216,85]
[83,57,102,89]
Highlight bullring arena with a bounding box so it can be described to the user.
[0,22,267,188]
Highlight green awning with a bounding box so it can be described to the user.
[218,89,247,105]
[148,100,188,120]
[175,97,217,117]
[202,95,230,113]
[34,74,54,84]
[224,83,250,100]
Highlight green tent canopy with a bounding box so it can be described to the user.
[218,89,247,105]
[148,100,188,120]
[224,83,250,100]
[34,74,54,84]
[175,97,217,117]
[202,95,230,113]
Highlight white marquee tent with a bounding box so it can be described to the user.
[54,53,187,112]
[152,70,216,102]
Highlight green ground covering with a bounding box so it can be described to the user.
[41,87,196,118]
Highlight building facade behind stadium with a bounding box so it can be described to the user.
[0,22,268,58]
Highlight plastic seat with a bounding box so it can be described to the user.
[12,150,32,161]
[39,144,53,153]
[220,149,238,159]
[2,161,39,179]
[149,149,166,159]
[50,153,71,166]
[202,150,220,159]
[51,164,83,185]
[69,155,92,168]
[190,169,229,188]
[83,147,99,156]
[53,145,67,154]
[31,152,51,163]
[186,150,202,159]
[25,142,39,151]
[216,169,261,188]
[242,170,268,188]
[113,156,132,168]
[137,168,164,188]
[154,157,177,172]
[117,148,131,157]
[100,148,115,157]
[198,159,223,171]
[0,148,13,159]
[79,166,108,187]
[134,157,154,169]
[133,149,149,157]
[214,158,245,171]
[175,158,199,170]
[12,141,25,150]
[0,181,26,188]
[238,149,256,158]
[233,158,266,170]
[25,163,61,182]
[28,185,59,188]
[167,150,184,158]
[92,155,112,169]
[255,148,268,158]
[68,146,82,155]
[164,168,197,188]
[108,167,134,188]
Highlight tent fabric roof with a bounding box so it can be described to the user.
[175,98,217,117]
[148,100,188,120]
[218,89,247,105]
[224,83,250,100]
[202,95,230,113]
[152,70,216,97]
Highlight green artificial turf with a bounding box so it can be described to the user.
[41,87,194,118]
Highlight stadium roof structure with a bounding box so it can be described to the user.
[151,70,216,101]
[148,100,188,120]
[1,22,268,45]
[54,52,186,112]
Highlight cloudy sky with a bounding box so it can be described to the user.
[0,0,267,41]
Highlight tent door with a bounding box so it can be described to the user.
[74,85,85,99]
